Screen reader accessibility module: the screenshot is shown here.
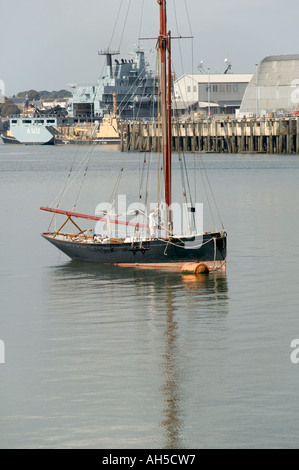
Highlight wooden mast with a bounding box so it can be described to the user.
[158,0,172,234]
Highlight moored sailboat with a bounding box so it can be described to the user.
[40,0,227,271]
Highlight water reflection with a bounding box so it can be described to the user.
[45,262,228,449]
[160,271,228,449]
[161,282,182,448]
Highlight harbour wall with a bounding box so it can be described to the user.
[120,117,299,154]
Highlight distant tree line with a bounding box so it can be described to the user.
[0,98,20,117]
[16,89,72,100]
[0,89,72,117]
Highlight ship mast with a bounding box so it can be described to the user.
[158,0,172,234]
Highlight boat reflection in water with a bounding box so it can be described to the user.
[44,261,228,448]
[160,270,228,449]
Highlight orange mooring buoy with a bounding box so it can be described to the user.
[181,262,210,275]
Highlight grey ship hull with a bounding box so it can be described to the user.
[1,135,54,145]
[10,125,55,145]
[4,117,59,145]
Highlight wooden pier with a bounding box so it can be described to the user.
[120,117,299,154]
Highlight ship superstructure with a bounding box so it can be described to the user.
[67,48,159,120]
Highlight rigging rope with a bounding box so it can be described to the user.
[52,145,81,209]
[50,144,95,210]
[72,145,96,211]
[116,49,156,118]
[97,0,125,80]
[184,0,195,101]
[197,154,225,230]
[184,0,193,37]
[138,0,145,49]
[108,0,124,50]
[171,2,225,233]
[182,151,196,229]
[134,57,157,120]
[118,0,132,52]
[108,152,128,208]
[196,154,216,230]
[116,63,147,114]
[166,48,195,234]
[173,0,189,110]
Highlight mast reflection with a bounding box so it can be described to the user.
[161,281,182,449]
[160,271,228,449]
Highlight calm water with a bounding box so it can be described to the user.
[0,142,299,449]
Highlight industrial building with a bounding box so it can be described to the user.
[239,54,299,116]
[173,73,253,118]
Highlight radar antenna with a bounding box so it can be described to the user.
[98,49,120,77]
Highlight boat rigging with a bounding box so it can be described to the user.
[40,0,227,272]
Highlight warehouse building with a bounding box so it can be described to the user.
[173,73,253,117]
[239,54,299,116]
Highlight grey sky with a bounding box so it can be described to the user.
[1,0,298,96]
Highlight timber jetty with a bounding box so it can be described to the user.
[120,117,299,154]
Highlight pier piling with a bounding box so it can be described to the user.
[120,117,299,154]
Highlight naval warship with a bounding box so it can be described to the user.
[1,48,159,145]
[0,97,69,145]
[66,47,159,120]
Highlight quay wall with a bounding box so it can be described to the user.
[120,118,299,154]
